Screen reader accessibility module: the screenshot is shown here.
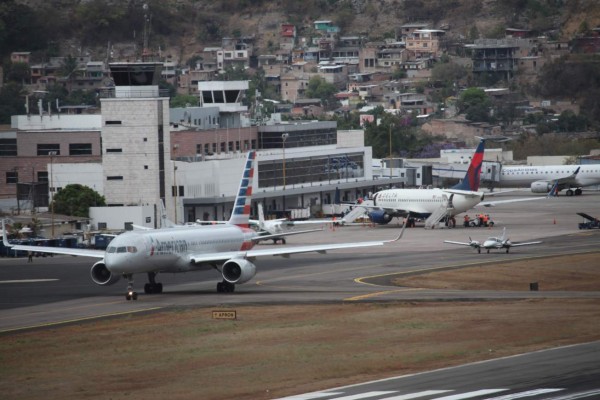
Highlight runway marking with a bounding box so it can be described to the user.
[0,279,59,284]
[0,307,163,334]
[381,390,453,399]
[485,388,564,399]
[432,389,508,399]
[344,288,422,302]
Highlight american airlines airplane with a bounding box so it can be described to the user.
[362,139,487,227]
[493,165,600,196]
[2,151,404,300]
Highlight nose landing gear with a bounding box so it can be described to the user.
[125,274,138,300]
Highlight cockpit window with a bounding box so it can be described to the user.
[127,246,137,253]
[107,247,116,253]
[117,246,127,253]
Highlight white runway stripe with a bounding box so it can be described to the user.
[484,388,564,399]
[331,391,398,399]
[275,392,344,400]
[432,389,508,399]
[381,390,454,399]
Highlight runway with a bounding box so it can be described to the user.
[1,190,599,331]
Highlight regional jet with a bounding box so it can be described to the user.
[444,227,542,253]
[356,139,488,227]
[3,151,405,300]
[494,164,600,196]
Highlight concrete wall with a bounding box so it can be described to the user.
[89,205,155,230]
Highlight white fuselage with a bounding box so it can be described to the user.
[104,224,255,275]
[373,188,483,217]
[497,165,600,188]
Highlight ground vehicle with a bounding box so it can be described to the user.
[577,212,600,229]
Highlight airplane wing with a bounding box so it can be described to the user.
[443,240,474,247]
[2,220,105,258]
[253,228,324,241]
[189,220,407,264]
[478,183,557,207]
[442,189,484,198]
[510,241,542,247]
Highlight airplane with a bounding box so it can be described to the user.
[355,138,488,227]
[492,164,600,196]
[444,227,542,253]
[2,151,406,300]
[251,203,332,244]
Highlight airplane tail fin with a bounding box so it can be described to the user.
[451,139,485,191]
[257,202,266,230]
[500,227,507,241]
[228,151,256,228]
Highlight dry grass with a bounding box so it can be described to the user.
[0,253,599,400]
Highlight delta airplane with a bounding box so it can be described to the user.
[493,164,600,196]
[3,151,405,300]
[360,139,487,227]
[444,227,542,253]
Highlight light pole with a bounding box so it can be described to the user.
[388,124,393,179]
[173,164,178,224]
[48,151,57,238]
[281,133,289,189]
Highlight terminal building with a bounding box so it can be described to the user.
[4,67,438,232]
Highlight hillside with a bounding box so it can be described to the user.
[6,0,600,65]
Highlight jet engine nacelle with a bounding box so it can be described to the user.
[90,261,121,286]
[368,210,393,225]
[222,259,257,285]
[531,181,554,193]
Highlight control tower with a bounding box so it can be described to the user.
[100,62,173,224]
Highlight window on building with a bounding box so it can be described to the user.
[196,144,203,154]
[212,143,217,153]
[228,141,233,152]
[106,148,123,153]
[105,120,122,125]
[205,143,210,154]
[251,139,257,149]
[6,171,18,184]
[69,143,92,155]
[37,171,48,182]
[220,142,226,153]
[37,144,60,156]
[107,176,123,180]
[0,139,17,156]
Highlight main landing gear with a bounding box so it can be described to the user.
[125,272,165,300]
[217,280,235,293]
[144,272,163,294]
[565,188,583,196]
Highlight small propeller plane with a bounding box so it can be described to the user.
[444,227,542,253]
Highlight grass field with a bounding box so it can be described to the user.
[1,253,599,400]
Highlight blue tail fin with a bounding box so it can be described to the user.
[228,151,256,227]
[452,139,485,191]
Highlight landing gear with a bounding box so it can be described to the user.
[566,189,574,196]
[477,248,481,254]
[125,274,138,300]
[144,272,163,294]
[272,238,286,244]
[575,188,582,195]
[216,280,235,293]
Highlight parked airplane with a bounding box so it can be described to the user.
[251,203,332,244]
[493,164,600,196]
[358,138,487,227]
[3,151,405,300]
[444,227,542,253]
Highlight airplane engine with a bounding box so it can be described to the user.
[222,259,257,285]
[368,210,393,225]
[90,261,121,286]
[531,181,554,193]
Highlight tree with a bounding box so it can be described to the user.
[170,94,199,108]
[51,184,106,218]
[0,82,26,124]
[305,76,338,110]
[457,87,492,122]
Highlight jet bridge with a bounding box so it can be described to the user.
[481,161,502,188]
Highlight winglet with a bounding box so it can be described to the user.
[228,151,256,228]
[451,139,485,191]
[547,181,559,197]
[2,219,12,247]
[388,217,408,242]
